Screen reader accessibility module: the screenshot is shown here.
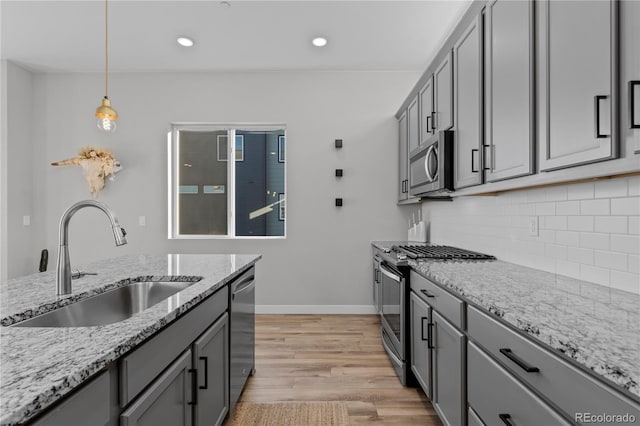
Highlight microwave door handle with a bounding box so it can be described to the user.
[424,145,436,183]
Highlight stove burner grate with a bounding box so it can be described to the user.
[393,245,495,260]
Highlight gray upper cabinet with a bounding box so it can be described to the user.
[420,77,435,144]
[484,0,535,182]
[431,311,465,426]
[407,95,420,154]
[434,52,454,132]
[621,0,640,154]
[538,0,618,171]
[120,350,193,426]
[193,313,229,426]
[453,14,483,190]
[398,112,409,202]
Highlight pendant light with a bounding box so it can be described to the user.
[95,0,118,133]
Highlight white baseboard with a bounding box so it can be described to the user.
[255,305,377,315]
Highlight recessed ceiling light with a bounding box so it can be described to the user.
[312,37,328,47]
[177,36,195,47]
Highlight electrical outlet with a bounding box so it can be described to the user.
[528,216,539,236]
[138,216,146,226]
[23,216,30,226]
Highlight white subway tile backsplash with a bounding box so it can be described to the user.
[580,264,610,286]
[556,231,580,247]
[568,216,594,232]
[594,179,627,198]
[611,197,640,215]
[567,182,594,200]
[580,199,610,215]
[540,229,556,243]
[629,255,640,273]
[579,232,610,250]
[594,216,628,234]
[556,260,580,279]
[628,176,640,196]
[543,216,567,231]
[535,202,556,216]
[567,247,594,265]
[610,270,640,294]
[545,244,567,260]
[630,217,640,235]
[544,186,568,202]
[611,234,640,254]
[556,200,580,216]
[594,250,627,271]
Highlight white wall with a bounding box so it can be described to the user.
[18,70,418,310]
[423,176,640,294]
[2,62,38,278]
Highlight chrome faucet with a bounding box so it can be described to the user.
[57,200,127,295]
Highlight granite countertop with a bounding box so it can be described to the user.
[371,241,640,401]
[0,253,261,425]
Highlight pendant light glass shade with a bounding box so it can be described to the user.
[96,0,118,133]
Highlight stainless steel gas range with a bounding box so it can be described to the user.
[373,243,495,386]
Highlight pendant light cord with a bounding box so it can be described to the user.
[104,0,109,98]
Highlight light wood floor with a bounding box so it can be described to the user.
[236,314,442,425]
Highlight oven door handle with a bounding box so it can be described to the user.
[382,331,403,366]
[380,265,401,283]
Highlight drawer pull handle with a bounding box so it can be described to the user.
[188,368,198,405]
[420,289,435,298]
[499,413,515,426]
[499,348,540,373]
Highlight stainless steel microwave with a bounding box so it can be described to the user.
[409,130,454,197]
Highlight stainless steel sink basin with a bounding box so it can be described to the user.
[12,279,202,327]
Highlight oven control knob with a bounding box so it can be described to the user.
[397,254,407,261]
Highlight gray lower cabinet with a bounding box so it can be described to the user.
[431,310,465,426]
[484,0,535,182]
[453,14,483,190]
[398,112,409,202]
[467,341,568,426]
[434,51,454,132]
[193,313,229,426]
[538,0,618,170]
[120,350,193,426]
[409,291,432,399]
[621,0,640,154]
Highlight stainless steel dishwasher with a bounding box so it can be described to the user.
[229,266,256,412]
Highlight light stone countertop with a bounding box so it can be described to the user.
[372,240,639,400]
[0,253,261,425]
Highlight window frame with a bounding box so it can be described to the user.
[168,123,287,240]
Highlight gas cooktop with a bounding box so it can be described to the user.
[391,244,495,261]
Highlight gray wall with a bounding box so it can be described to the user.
[5,69,418,311]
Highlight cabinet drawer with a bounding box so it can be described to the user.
[467,305,640,422]
[119,286,228,407]
[468,341,567,426]
[410,271,464,329]
[33,370,111,426]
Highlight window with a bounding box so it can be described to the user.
[169,124,286,238]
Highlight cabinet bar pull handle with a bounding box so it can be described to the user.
[420,317,429,341]
[188,368,198,405]
[630,81,640,129]
[483,145,492,171]
[427,323,434,349]
[499,348,540,373]
[420,289,435,298]
[426,115,433,135]
[499,413,515,426]
[199,356,209,389]
[594,95,609,138]
[471,149,479,172]
[431,112,436,132]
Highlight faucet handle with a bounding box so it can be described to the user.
[71,270,99,279]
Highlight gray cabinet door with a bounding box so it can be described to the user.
[467,341,568,426]
[420,77,435,144]
[120,350,193,426]
[621,0,640,154]
[409,291,432,399]
[434,51,454,132]
[538,0,618,170]
[432,311,465,426]
[193,313,229,426]
[485,0,535,182]
[453,15,483,190]
[408,95,420,154]
[398,112,408,202]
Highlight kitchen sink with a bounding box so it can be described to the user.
[11,279,202,327]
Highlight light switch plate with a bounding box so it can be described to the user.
[528,216,539,236]
[23,216,30,226]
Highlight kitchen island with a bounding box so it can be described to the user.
[0,253,261,425]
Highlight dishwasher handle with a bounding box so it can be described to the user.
[232,278,256,300]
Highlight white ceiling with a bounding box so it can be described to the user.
[0,0,471,73]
